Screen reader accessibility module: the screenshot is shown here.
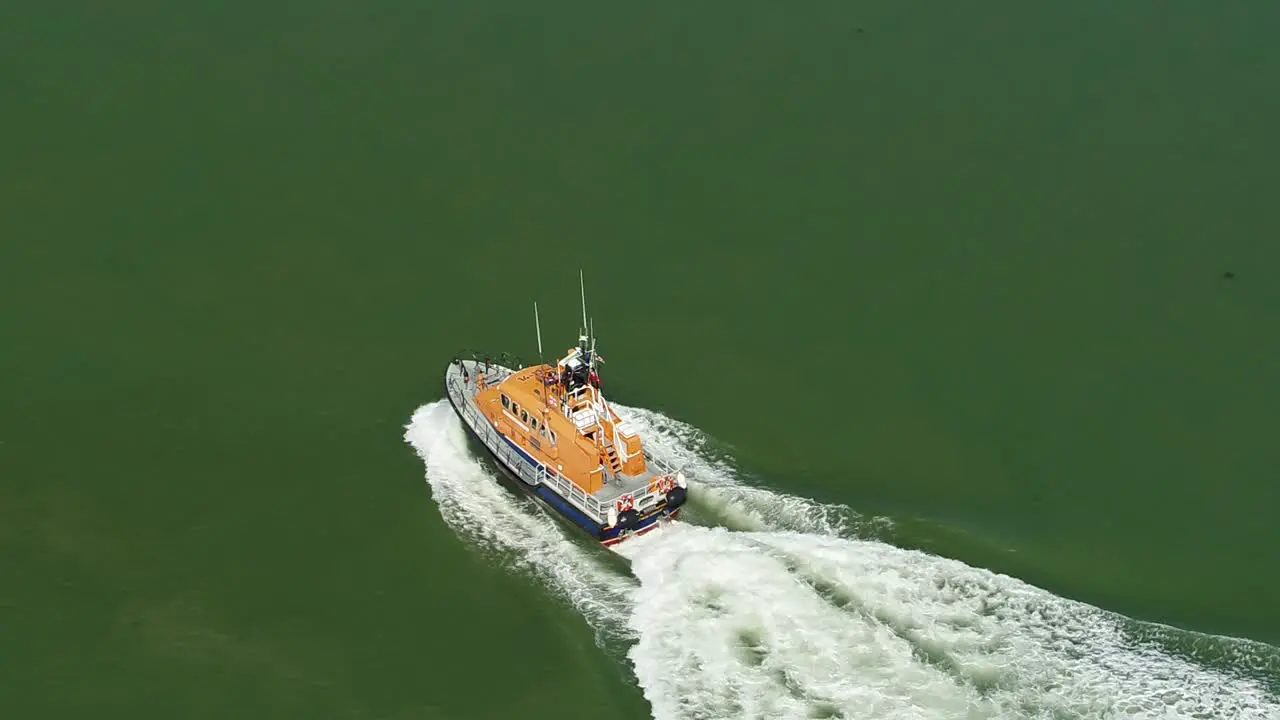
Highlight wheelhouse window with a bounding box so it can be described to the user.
[520,409,529,424]
[501,394,510,410]
[549,430,557,445]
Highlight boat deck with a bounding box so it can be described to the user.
[452,357,677,506]
[592,465,662,500]
[465,361,515,388]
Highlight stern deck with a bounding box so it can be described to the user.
[592,469,658,500]
[591,450,679,512]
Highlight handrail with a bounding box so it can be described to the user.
[447,360,680,522]
[453,349,533,372]
[447,366,608,520]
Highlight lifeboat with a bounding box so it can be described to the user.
[442,273,687,549]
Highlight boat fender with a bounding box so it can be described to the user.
[675,471,687,489]
[607,506,618,528]
[617,509,640,531]
[664,486,687,509]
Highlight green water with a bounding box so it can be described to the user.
[3,1,1278,717]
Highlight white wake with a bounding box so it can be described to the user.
[404,400,1279,720]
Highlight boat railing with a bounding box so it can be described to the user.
[593,451,682,514]
[534,465,605,517]
[646,451,677,475]
[453,350,530,374]
[446,365,610,522]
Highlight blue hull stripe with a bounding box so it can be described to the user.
[534,486,603,536]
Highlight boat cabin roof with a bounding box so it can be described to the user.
[479,362,652,496]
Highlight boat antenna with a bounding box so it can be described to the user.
[588,316,595,369]
[579,268,589,349]
[534,301,544,364]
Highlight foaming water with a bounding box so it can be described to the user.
[619,526,1280,719]
[608,403,881,538]
[404,400,1280,720]
[404,402,635,646]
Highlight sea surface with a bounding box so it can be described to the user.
[3,1,1278,718]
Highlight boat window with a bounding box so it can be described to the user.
[501,394,510,409]
[549,430,557,445]
[520,409,529,424]
[512,402,520,416]
[531,417,539,430]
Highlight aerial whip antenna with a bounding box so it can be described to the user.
[534,301,544,364]
[579,268,589,348]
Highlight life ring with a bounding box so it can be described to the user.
[616,495,634,513]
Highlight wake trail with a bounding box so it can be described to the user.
[404,401,635,647]
[405,400,1280,720]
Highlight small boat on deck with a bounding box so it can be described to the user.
[443,273,688,549]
